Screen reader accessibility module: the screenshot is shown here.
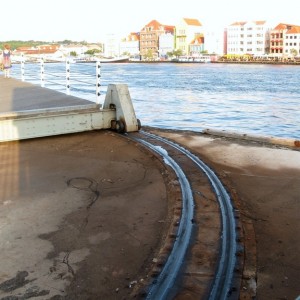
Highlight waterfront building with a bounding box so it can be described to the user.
[103,33,122,57]
[139,20,174,60]
[119,32,140,58]
[202,29,225,55]
[158,32,175,59]
[14,44,81,61]
[174,18,203,56]
[284,25,300,57]
[226,21,270,56]
[60,44,89,56]
[270,23,300,57]
[189,34,205,56]
[15,44,60,56]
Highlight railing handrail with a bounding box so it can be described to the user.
[19,55,101,104]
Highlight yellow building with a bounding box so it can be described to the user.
[175,18,203,55]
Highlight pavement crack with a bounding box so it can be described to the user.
[66,177,100,210]
[62,252,75,276]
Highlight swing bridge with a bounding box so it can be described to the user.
[0,59,141,143]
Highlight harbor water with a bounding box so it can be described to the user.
[11,62,300,139]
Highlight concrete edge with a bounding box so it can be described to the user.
[0,104,102,120]
[202,128,300,149]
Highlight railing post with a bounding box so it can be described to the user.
[40,57,45,87]
[66,58,70,95]
[96,61,101,104]
[21,53,25,81]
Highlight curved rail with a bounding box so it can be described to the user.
[132,130,237,299]
[133,137,195,300]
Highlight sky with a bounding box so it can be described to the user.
[3,0,299,43]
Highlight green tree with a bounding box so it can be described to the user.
[290,48,298,57]
[166,49,183,59]
[85,49,101,56]
[0,40,45,50]
[144,49,154,60]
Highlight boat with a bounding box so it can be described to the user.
[75,56,129,63]
[174,55,211,63]
[99,56,130,63]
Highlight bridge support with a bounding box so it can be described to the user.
[0,84,141,142]
[103,84,141,133]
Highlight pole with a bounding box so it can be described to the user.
[66,58,71,95]
[21,53,25,81]
[40,57,45,87]
[96,61,101,104]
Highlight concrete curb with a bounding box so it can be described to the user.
[202,128,300,149]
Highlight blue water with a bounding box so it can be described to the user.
[11,62,300,139]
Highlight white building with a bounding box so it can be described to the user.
[284,26,300,57]
[119,32,140,57]
[104,33,121,57]
[202,28,224,55]
[158,33,175,58]
[60,44,89,56]
[227,21,270,56]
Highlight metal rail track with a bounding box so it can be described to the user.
[128,130,240,300]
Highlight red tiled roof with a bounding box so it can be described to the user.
[230,21,246,26]
[125,32,140,41]
[191,35,204,44]
[287,26,300,34]
[16,45,59,52]
[16,46,35,51]
[141,20,175,33]
[183,18,202,26]
[274,23,300,30]
[164,25,175,34]
[15,48,57,54]
[255,21,266,25]
[230,20,265,26]
[143,20,163,30]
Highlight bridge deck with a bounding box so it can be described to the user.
[0,76,109,142]
[0,76,99,117]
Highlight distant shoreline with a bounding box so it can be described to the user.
[127,60,300,66]
[211,60,300,65]
[11,60,300,66]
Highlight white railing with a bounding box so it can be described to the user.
[18,56,102,104]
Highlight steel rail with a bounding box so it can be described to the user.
[131,136,195,300]
[135,130,237,299]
